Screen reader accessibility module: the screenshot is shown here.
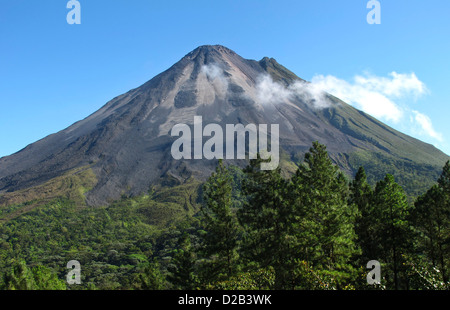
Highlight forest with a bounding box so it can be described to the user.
[0,141,449,290]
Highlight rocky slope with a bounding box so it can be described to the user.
[0,45,448,206]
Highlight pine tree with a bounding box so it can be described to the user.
[372,174,413,289]
[238,155,293,289]
[437,160,450,283]
[290,141,359,288]
[167,234,198,289]
[349,167,373,211]
[437,160,450,193]
[349,167,375,266]
[412,161,450,285]
[200,160,240,283]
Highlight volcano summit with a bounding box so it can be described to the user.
[0,45,448,206]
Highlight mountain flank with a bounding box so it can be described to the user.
[0,45,448,207]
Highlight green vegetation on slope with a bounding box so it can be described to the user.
[319,100,448,199]
[348,150,441,199]
[0,143,448,290]
[0,166,97,223]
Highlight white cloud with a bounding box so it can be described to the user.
[201,64,229,94]
[255,74,331,109]
[201,63,223,80]
[255,74,292,105]
[289,80,331,109]
[412,110,443,142]
[310,73,408,122]
[251,70,442,146]
[354,72,427,98]
[310,71,443,143]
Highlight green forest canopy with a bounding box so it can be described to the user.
[0,142,448,290]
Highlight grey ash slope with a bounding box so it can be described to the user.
[0,45,448,205]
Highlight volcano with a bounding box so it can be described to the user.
[0,45,448,206]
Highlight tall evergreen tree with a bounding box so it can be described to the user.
[290,141,359,288]
[238,155,293,289]
[372,174,413,289]
[437,160,450,193]
[412,161,450,284]
[349,167,375,266]
[201,160,240,283]
[167,234,198,289]
[437,160,450,282]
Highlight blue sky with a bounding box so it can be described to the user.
[0,0,449,157]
